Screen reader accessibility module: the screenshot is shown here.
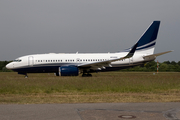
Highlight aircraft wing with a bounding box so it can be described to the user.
[143,50,173,59]
[78,43,138,69]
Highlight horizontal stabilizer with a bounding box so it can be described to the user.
[143,50,173,59]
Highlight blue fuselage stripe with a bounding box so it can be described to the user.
[12,61,148,74]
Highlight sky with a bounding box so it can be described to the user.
[0,0,180,62]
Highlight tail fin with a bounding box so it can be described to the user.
[124,21,160,54]
[136,21,160,53]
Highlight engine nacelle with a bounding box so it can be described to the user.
[57,66,79,76]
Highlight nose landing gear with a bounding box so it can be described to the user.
[18,72,28,78]
[25,74,28,78]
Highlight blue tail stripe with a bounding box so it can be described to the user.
[123,42,156,52]
[136,42,156,51]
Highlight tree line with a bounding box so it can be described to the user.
[0,61,12,72]
[0,61,180,72]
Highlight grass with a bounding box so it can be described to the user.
[0,72,180,104]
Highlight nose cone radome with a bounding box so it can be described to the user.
[6,63,13,69]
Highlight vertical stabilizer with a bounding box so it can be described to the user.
[124,21,160,54]
[136,21,160,53]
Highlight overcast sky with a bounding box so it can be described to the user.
[0,0,179,62]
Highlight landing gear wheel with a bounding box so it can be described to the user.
[55,72,60,76]
[25,74,28,78]
[87,74,92,77]
[82,73,92,77]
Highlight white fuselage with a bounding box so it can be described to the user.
[6,51,153,74]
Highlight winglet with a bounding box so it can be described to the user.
[78,42,138,68]
[124,42,138,59]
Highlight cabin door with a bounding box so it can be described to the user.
[28,56,34,66]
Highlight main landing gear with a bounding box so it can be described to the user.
[82,73,92,77]
[82,70,92,77]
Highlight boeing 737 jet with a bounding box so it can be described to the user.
[6,21,172,77]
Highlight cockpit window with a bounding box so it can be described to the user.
[13,59,22,62]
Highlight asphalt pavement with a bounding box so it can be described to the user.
[0,103,180,120]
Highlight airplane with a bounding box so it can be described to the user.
[6,21,172,77]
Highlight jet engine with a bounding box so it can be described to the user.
[56,66,79,76]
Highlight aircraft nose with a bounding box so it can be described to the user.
[6,63,13,69]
